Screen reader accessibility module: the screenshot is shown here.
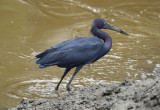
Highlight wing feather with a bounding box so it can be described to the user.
[35,37,106,68]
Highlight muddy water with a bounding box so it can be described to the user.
[0,0,160,109]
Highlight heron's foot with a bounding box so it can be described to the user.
[66,85,71,92]
[67,87,71,92]
[54,86,59,92]
[53,89,58,94]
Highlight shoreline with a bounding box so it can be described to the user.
[9,67,160,110]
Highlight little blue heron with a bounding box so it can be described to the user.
[35,18,128,91]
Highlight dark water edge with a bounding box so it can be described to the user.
[9,67,160,110]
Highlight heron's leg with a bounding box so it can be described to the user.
[66,65,83,91]
[55,68,71,91]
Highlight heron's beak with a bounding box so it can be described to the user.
[104,22,129,35]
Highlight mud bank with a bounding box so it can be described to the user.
[9,67,160,110]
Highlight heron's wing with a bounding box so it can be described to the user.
[35,48,55,58]
[56,42,105,67]
[35,37,106,68]
[35,49,69,65]
[35,37,85,58]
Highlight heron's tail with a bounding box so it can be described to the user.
[39,65,48,69]
[35,59,57,69]
[34,60,39,64]
[34,60,49,68]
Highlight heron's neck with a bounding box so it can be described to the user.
[91,27,112,48]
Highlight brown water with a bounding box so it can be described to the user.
[0,0,160,109]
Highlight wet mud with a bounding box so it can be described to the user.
[9,67,160,110]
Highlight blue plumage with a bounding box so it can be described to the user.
[35,37,108,68]
[35,18,128,91]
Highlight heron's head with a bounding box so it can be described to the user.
[92,18,128,35]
